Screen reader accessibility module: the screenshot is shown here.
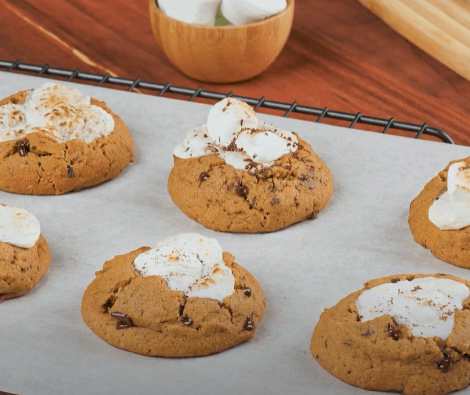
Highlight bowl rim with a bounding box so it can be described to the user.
[149,0,294,29]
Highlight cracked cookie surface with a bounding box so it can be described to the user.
[409,158,470,268]
[0,234,51,301]
[81,247,265,357]
[167,136,333,233]
[0,90,134,195]
[310,274,470,395]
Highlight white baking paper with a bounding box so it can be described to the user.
[1,72,470,395]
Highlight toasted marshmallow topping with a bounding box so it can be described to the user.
[133,233,235,303]
[174,98,298,172]
[0,83,114,143]
[158,0,221,25]
[0,205,40,248]
[429,161,470,230]
[356,277,469,339]
[220,0,287,25]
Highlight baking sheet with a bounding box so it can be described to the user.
[1,72,470,395]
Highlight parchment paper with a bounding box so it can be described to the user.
[1,72,470,395]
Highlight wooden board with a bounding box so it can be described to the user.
[357,0,470,81]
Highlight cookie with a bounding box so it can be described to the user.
[167,98,333,233]
[311,273,470,395]
[409,158,470,268]
[0,204,51,301]
[81,233,265,357]
[0,82,134,195]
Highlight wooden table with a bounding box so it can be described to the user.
[2,0,470,145]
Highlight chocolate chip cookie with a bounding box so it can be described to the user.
[0,83,134,195]
[0,204,51,301]
[311,273,470,395]
[81,234,265,357]
[168,136,333,233]
[409,158,470,268]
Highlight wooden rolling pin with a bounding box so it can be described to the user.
[357,0,470,81]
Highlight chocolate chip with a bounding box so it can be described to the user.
[386,323,401,340]
[242,287,252,297]
[111,312,134,330]
[236,183,249,197]
[182,316,193,326]
[390,278,401,283]
[308,210,319,220]
[103,298,115,311]
[251,196,257,207]
[67,165,75,178]
[243,316,254,331]
[15,138,30,156]
[437,352,453,372]
[362,329,374,336]
[306,180,316,189]
[199,172,210,182]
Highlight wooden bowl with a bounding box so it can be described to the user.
[149,0,295,83]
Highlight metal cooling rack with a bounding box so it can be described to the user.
[0,59,454,144]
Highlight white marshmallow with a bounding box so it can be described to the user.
[158,0,221,25]
[133,233,235,303]
[206,98,259,145]
[0,83,114,144]
[356,277,469,340]
[174,98,298,172]
[220,0,287,25]
[0,205,41,248]
[236,128,290,163]
[429,161,470,230]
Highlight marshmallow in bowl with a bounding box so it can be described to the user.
[429,161,470,230]
[0,205,40,248]
[158,0,222,25]
[356,277,469,340]
[133,233,235,303]
[0,82,114,144]
[174,98,298,172]
[220,0,287,25]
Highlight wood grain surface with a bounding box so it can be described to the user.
[357,0,470,86]
[1,0,470,145]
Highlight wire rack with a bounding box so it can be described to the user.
[0,59,454,144]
